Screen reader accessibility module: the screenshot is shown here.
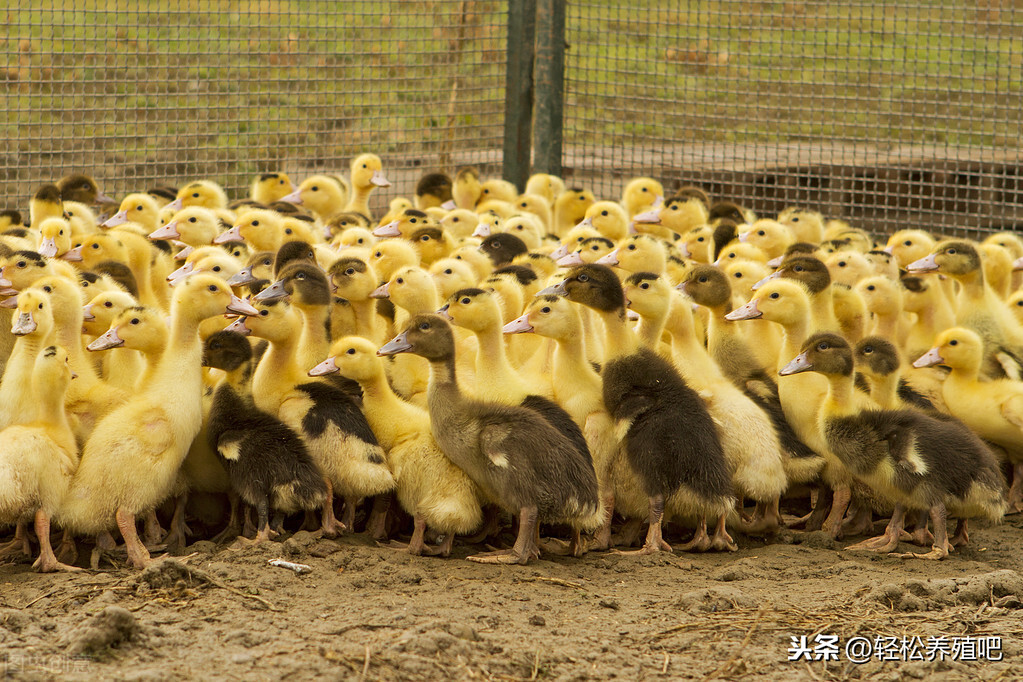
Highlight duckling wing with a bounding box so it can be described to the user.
[478,422,517,469]
[1000,394,1023,430]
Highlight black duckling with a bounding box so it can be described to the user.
[273,240,316,276]
[480,233,527,267]
[853,336,936,412]
[415,172,453,209]
[541,264,736,553]
[378,314,600,565]
[227,250,275,288]
[203,331,327,543]
[781,333,1006,559]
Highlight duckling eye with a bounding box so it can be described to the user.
[420,235,430,241]
[396,278,404,284]
[419,322,430,330]
[698,276,708,283]
[577,273,589,282]
[410,218,417,224]
[817,342,829,351]
[189,217,197,223]
[641,187,648,192]
[104,301,113,308]
[601,210,608,217]
[279,179,285,184]
[252,220,259,226]
[285,228,293,235]
[208,285,218,292]
[92,243,100,249]
[347,348,356,355]
[838,261,846,267]
[59,230,64,235]
[769,292,780,299]
[460,297,471,305]
[452,218,459,223]
[16,261,25,268]
[1017,301,1023,307]
[374,252,382,258]
[627,244,636,251]
[757,230,765,236]
[671,205,678,211]
[362,164,367,169]
[947,248,957,255]
[734,272,742,278]
[192,192,199,198]
[345,268,355,276]
[791,217,800,222]
[260,309,269,316]
[136,205,143,211]
[866,284,875,291]
[444,269,453,274]
[793,265,803,272]
[131,318,140,325]
[311,186,319,192]
[697,237,704,242]
[37,303,42,310]
[640,282,649,290]
[482,188,489,194]
[213,266,222,272]
[357,238,364,244]
[262,259,272,266]
[521,202,528,208]
[949,339,958,346]
[540,306,551,313]
[43,285,52,293]
[863,346,873,354]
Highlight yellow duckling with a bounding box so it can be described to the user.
[451,166,482,209]
[250,172,295,205]
[430,258,478,301]
[344,153,391,218]
[102,193,162,233]
[281,175,350,224]
[578,201,628,242]
[524,172,565,207]
[620,177,664,218]
[633,196,707,240]
[177,180,228,211]
[36,217,73,259]
[514,194,552,232]
[776,207,825,245]
[310,337,482,556]
[479,178,518,204]
[552,187,595,237]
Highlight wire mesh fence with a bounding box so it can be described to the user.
[563,0,1023,237]
[1,0,507,213]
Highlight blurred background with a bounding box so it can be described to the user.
[2,0,1021,235]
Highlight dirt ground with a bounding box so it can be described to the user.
[2,509,1023,681]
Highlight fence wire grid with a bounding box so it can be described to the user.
[2,0,507,213]
[564,0,1023,236]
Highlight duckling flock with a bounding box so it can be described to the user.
[1,159,1022,571]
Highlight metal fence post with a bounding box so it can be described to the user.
[502,0,536,192]
[532,0,565,178]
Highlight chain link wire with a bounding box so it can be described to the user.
[2,0,507,214]
[564,1,1023,237]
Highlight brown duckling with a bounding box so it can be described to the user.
[378,314,600,564]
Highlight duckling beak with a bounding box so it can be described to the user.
[738,231,751,243]
[472,222,492,238]
[70,371,78,380]
[253,280,288,302]
[166,262,194,285]
[1013,256,1023,272]
[596,249,620,266]
[226,295,260,317]
[906,253,939,273]
[724,298,762,321]
[633,209,660,224]
[573,217,593,230]
[751,271,780,291]
[87,326,124,351]
[280,188,304,205]
[370,170,391,188]
[556,251,584,267]
[502,313,533,335]
[627,221,638,235]
[435,304,453,321]
[227,267,256,287]
[779,352,812,376]
[549,243,570,261]
[61,245,83,262]
[370,282,390,299]
[0,269,10,288]
[882,245,895,255]
[441,200,456,210]
[165,197,184,212]
[373,221,401,238]
[11,311,36,336]
[38,237,58,259]
[173,243,194,261]
[213,225,243,244]
[766,255,784,269]
[224,316,251,335]
[308,356,339,377]
[101,209,128,228]
[677,241,691,259]
[536,280,569,297]
[149,221,180,240]
[626,309,640,321]
[94,191,115,205]
[912,347,944,368]
[652,194,664,209]
[82,304,96,322]
[377,333,412,356]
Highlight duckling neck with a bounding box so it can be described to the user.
[151,308,203,389]
[350,299,382,341]
[398,290,439,317]
[665,318,720,389]
[297,302,330,364]
[822,373,858,419]
[871,309,901,340]
[551,333,601,410]
[472,325,529,401]
[946,360,982,386]
[634,307,668,351]
[597,307,639,360]
[778,316,813,366]
[253,334,303,413]
[810,290,838,330]
[32,378,75,453]
[867,372,901,410]
[358,370,427,449]
[56,316,100,388]
[345,185,373,218]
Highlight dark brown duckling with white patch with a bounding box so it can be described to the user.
[541,264,736,553]
[379,314,600,565]
[781,333,1006,559]
[203,331,327,543]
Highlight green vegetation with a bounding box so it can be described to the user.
[1,0,1020,202]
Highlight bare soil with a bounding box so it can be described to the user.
[2,511,1023,681]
